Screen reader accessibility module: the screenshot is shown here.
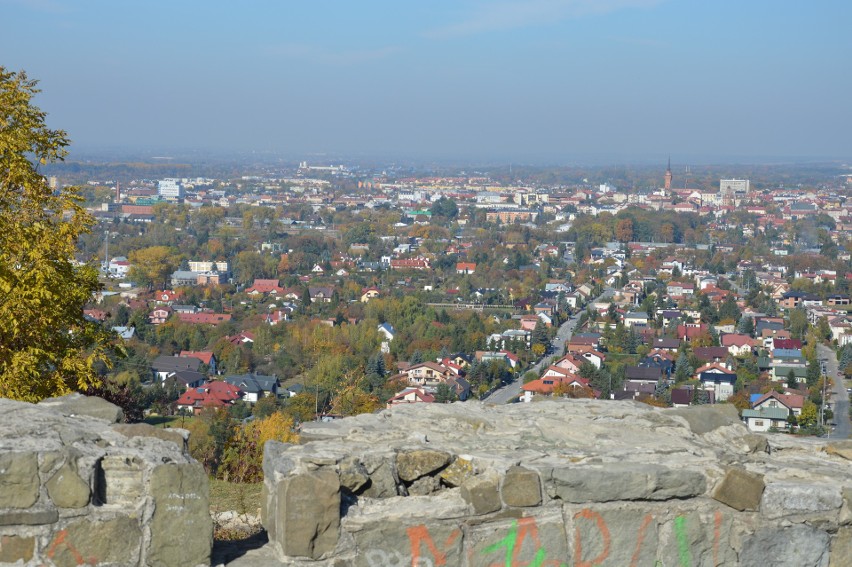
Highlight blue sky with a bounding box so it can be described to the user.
[3,0,851,163]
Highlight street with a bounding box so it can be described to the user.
[818,343,850,439]
[484,288,614,405]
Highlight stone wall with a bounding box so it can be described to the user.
[0,395,211,567]
[247,400,852,567]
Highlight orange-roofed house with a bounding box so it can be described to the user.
[176,381,242,414]
[387,387,435,408]
[180,351,218,374]
[245,279,284,295]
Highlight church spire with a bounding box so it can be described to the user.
[664,156,673,191]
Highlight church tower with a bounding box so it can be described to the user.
[664,156,673,191]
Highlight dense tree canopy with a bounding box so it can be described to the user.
[0,68,114,400]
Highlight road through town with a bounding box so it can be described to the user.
[818,343,850,440]
[484,288,614,405]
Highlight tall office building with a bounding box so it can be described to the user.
[158,178,184,199]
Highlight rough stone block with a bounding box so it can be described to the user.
[740,525,830,567]
[408,474,441,496]
[468,509,567,566]
[439,456,474,487]
[761,482,842,520]
[0,509,59,526]
[97,454,145,506]
[502,465,542,507]
[567,507,661,567]
[548,464,706,503]
[272,468,340,559]
[0,452,39,509]
[46,462,91,509]
[112,423,188,452]
[50,516,141,567]
[338,457,369,493]
[0,535,34,563]
[825,441,852,461]
[353,521,463,567]
[38,393,124,423]
[658,508,737,567]
[667,404,742,434]
[362,456,399,498]
[830,526,852,567]
[712,468,764,511]
[149,462,212,567]
[396,449,452,482]
[461,474,502,515]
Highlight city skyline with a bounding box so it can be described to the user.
[3,0,851,162]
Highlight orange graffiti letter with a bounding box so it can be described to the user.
[407,524,460,567]
[573,509,611,567]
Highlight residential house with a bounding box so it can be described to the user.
[677,324,709,343]
[625,366,664,384]
[151,355,201,382]
[695,362,737,401]
[264,308,292,326]
[245,279,284,295]
[751,391,804,418]
[153,290,181,304]
[360,287,381,303]
[169,370,207,390]
[405,362,452,387]
[651,337,681,351]
[179,351,217,374]
[623,311,650,328]
[148,306,172,325]
[520,375,595,403]
[176,381,242,414]
[456,262,477,274]
[378,323,395,354]
[692,347,730,364]
[177,312,232,326]
[386,387,435,408]
[223,374,279,404]
[721,334,755,357]
[112,326,136,340]
[309,286,335,303]
[741,407,790,432]
[519,315,540,331]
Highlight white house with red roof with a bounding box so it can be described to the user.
[386,387,435,408]
[721,333,757,357]
[520,375,595,402]
[245,278,284,295]
[176,381,242,414]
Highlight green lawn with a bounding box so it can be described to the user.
[209,478,264,515]
[143,415,196,428]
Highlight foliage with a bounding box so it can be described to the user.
[219,412,299,483]
[252,394,280,419]
[435,382,458,403]
[0,68,116,401]
[128,246,179,289]
[798,400,819,428]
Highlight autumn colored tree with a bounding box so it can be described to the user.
[129,246,179,289]
[615,218,634,243]
[219,412,299,482]
[0,68,115,401]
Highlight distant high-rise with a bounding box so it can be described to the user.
[158,178,184,199]
[720,179,750,206]
[664,157,673,191]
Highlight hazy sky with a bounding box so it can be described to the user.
[3,0,851,162]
